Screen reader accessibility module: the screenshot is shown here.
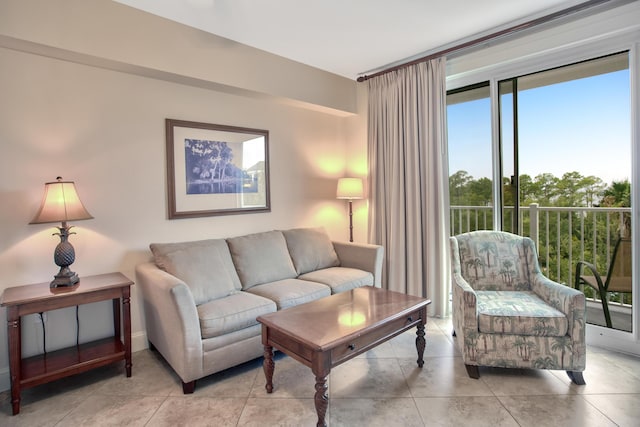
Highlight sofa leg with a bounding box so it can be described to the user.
[452,330,456,337]
[182,380,196,394]
[148,341,157,352]
[567,371,586,385]
[465,364,480,379]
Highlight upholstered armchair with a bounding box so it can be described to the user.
[450,230,586,385]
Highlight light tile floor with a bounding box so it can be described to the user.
[1,317,639,426]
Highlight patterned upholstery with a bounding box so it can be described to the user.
[450,230,586,384]
[476,291,568,336]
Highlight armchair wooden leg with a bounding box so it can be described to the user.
[182,380,196,394]
[465,364,480,379]
[567,371,586,385]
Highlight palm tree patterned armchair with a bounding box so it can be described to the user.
[450,230,586,385]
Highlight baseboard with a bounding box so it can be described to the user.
[0,331,148,393]
[0,367,8,394]
[131,331,148,353]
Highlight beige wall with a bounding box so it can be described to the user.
[0,0,366,391]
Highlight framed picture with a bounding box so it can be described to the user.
[165,119,270,219]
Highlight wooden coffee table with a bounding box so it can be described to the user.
[256,286,430,427]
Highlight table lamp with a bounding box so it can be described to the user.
[336,178,364,242]
[30,177,93,287]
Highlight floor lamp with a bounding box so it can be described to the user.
[336,178,364,242]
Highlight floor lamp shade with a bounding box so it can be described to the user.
[337,178,363,242]
[336,178,364,200]
[30,177,93,287]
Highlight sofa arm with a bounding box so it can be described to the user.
[332,241,384,288]
[135,262,204,383]
[531,272,586,337]
[452,272,478,333]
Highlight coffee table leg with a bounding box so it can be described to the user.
[416,322,426,368]
[314,374,328,427]
[263,345,274,393]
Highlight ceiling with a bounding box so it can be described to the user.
[114,0,591,80]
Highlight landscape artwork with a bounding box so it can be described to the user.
[184,139,260,195]
[165,119,270,219]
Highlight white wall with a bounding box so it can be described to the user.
[0,0,366,391]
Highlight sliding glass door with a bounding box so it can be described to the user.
[448,52,634,332]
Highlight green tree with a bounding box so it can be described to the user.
[468,177,492,206]
[519,174,534,203]
[600,180,631,207]
[449,170,473,205]
[600,179,631,238]
[533,173,558,204]
[556,171,584,207]
[581,175,605,207]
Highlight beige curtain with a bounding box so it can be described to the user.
[367,58,451,318]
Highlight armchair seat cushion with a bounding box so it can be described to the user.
[299,267,373,293]
[476,291,568,337]
[198,292,277,339]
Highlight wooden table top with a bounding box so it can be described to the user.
[257,286,430,352]
[1,272,133,307]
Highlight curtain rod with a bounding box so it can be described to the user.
[356,0,619,83]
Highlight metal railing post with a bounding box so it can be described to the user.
[529,203,539,249]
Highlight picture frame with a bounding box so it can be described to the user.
[165,119,270,219]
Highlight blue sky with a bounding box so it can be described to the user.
[447,69,631,185]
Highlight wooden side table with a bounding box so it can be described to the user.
[0,272,133,415]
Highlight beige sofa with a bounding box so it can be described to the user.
[136,227,384,393]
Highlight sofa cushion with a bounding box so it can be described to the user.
[227,231,297,290]
[476,291,568,337]
[150,239,241,305]
[197,292,276,339]
[299,267,373,294]
[282,227,340,275]
[246,278,331,310]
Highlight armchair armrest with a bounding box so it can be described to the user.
[452,271,478,333]
[332,241,384,287]
[531,272,586,337]
[135,262,204,383]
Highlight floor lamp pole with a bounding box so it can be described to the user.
[348,199,354,242]
[337,177,363,243]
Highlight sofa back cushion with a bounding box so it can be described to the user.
[282,227,340,275]
[227,230,297,290]
[150,239,241,305]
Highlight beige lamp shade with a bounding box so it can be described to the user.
[30,177,93,224]
[336,178,364,200]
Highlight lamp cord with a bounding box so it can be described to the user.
[76,305,80,346]
[38,312,46,355]
[38,306,80,354]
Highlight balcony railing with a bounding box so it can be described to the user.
[450,204,632,309]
